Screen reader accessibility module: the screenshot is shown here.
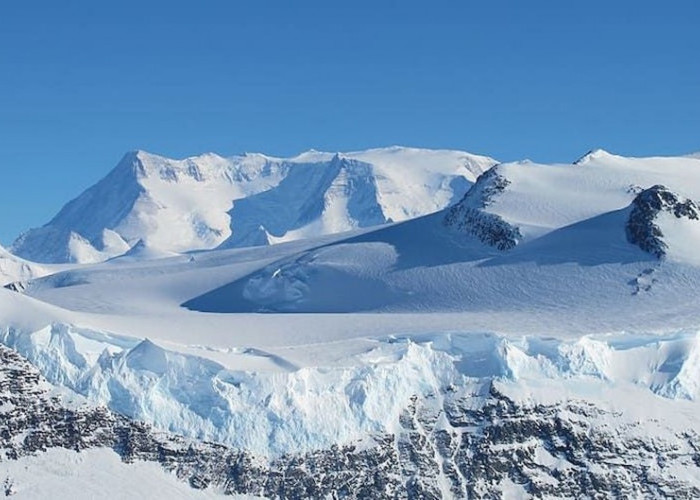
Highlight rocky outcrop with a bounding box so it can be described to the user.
[626,185,700,258]
[2,343,699,498]
[443,207,521,250]
[444,168,521,250]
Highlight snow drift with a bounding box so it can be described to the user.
[0,245,50,286]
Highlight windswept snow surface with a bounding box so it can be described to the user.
[0,448,230,499]
[0,245,54,286]
[456,149,700,244]
[2,149,700,463]
[11,147,494,263]
[183,150,700,318]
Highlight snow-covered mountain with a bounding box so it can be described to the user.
[184,149,700,317]
[446,148,700,248]
[2,147,700,497]
[11,147,495,263]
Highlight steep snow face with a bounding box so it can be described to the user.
[219,155,389,248]
[11,151,290,263]
[340,146,495,221]
[289,146,495,221]
[11,147,495,263]
[2,320,699,458]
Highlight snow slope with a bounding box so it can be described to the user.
[0,245,50,286]
[182,150,700,322]
[11,147,495,263]
[0,449,229,499]
[2,148,700,495]
[448,149,700,245]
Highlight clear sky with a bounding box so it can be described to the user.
[1,0,698,244]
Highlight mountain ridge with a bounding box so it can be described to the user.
[2,147,700,497]
[11,147,495,263]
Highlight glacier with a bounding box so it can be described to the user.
[2,321,698,457]
[3,337,698,498]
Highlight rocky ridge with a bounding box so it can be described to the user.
[443,168,522,250]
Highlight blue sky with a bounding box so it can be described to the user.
[1,1,698,243]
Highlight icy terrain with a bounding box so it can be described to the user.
[0,449,229,499]
[181,150,700,320]
[2,148,700,497]
[11,147,495,263]
[0,245,53,286]
[2,314,700,456]
[1,323,699,498]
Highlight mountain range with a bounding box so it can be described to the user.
[2,146,700,498]
[11,147,495,263]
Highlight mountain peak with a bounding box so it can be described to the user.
[112,150,147,178]
[574,148,615,164]
[330,152,349,164]
[12,146,495,263]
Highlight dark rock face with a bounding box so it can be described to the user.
[626,185,700,258]
[2,281,26,293]
[2,344,699,498]
[444,168,522,250]
[459,167,511,207]
[444,207,521,251]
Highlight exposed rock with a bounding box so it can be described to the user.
[444,168,522,250]
[626,185,700,258]
[2,282,26,293]
[2,343,699,498]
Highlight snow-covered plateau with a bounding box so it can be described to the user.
[2,147,700,498]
